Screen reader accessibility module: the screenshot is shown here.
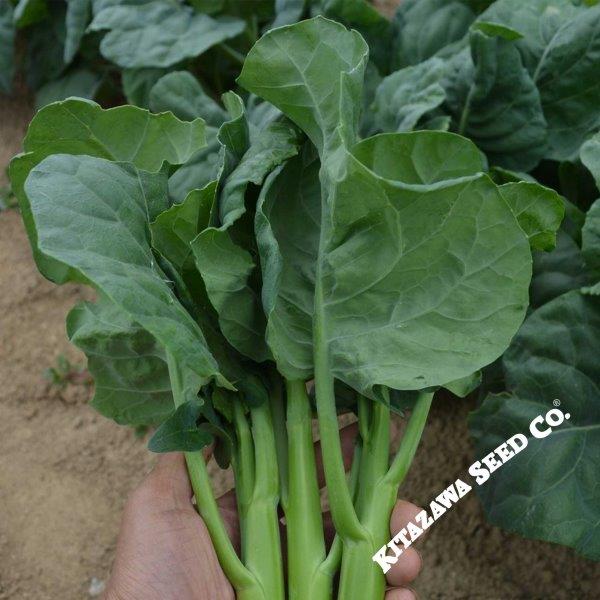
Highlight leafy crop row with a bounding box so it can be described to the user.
[4,0,600,598]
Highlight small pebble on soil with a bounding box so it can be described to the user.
[88,577,105,597]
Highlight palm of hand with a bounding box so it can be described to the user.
[105,446,422,600]
[105,454,236,600]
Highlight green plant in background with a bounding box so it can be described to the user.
[0,0,311,109]
[43,354,90,388]
[470,130,600,561]
[7,0,600,598]
[0,183,17,210]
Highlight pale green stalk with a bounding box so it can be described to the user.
[232,400,255,554]
[243,402,285,600]
[285,380,330,600]
[355,398,391,520]
[318,440,363,580]
[165,351,260,597]
[314,245,368,544]
[269,375,289,512]
[337,392,434,600]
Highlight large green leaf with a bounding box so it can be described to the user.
[531,230,588,308]
[218,120,301,229]
[241,18,533,395]
[255,145,320,379]
[9,98,206,283]
[443,28,547,171]
[499,182,564,251]
[152,183,215,273]
[149,71,228,126]
[122,67,167,108]
[193,230,269,361]
[481,0,600,161]
[34,68,102,110]
[89,0,246,68]
[26,154,229,402]
[479,0,582,73]
[150,183,257,388]
[25,1,67,90]
[151,181,215,301]
[17,98,206,170]
[166,90,257,205]
[238,17,368,153]
[322,0,394,72]
[327,134,532,394]
[192,119,301,362]
[68,297,174,426]
[211,91,249,195]
[161,95,298,366]
[369,57,446,135]
[64,0,91,64]
[393,0,475,69]
[245,95,282,131]
[469,290,600,560]
[168,140,222,203]
[347,128,486,183]
[534,5,600,161]
[0,1,15,93]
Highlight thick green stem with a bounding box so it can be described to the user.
[164,352,258,595]
[382,392,434,488]
[184,452,260,594]
[232,400,254,555]
[337,400,391,600]
[269,375,289,512]
[314,280,367,543]
[357,395,371,443]
[243,402,285,600]
[285,380,329,600]
[337,537,387,600]
[355,399,391,519]
[319,439,362,580]
[337,392,434,600]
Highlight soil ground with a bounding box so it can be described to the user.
[1,57,598,600]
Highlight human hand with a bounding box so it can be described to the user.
[104,428,424,600]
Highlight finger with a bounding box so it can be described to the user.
[136,452,193,509]
[390,500,428,544]
[385,588,417,600]
[386,501,424,587]
[386,548,422,588]
[147,444,214,502]
[314,422,359,487]
[151,454,240,546]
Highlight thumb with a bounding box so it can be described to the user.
[140,452,193,508]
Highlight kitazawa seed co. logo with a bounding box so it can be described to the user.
[373,404,572,573]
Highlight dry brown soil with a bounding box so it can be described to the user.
[1,56,598,600]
